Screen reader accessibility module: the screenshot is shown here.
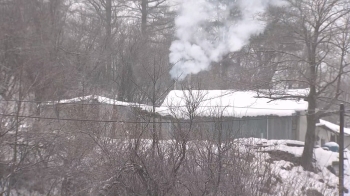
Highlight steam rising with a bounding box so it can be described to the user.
[169,0,286,80]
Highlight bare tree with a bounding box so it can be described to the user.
[261,0,350,170]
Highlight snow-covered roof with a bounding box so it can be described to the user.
[157,90,308,118]
[317,119,350,136]
[44,95,154,112]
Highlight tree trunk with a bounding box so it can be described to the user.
[141,0,147,35]
[105,0,112,82]
[301,95,317,171]
[301,58,317,170]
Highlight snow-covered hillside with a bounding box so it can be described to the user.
[246,139,349,195]
[2,138,348,196]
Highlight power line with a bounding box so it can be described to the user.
[0,98,313,111]
[0,112,310,124]
[5,98,346,112]
[0,98,345,124]
[0,113,151,124]
[0,98,146,106]
[1,95,343,113]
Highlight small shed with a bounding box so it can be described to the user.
[316,119,350,149]
[39,95,159,139]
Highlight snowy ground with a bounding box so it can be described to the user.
[3,138,348,195]
[91,138,350,195]
[243,138,349,196]
[99,137,349,195]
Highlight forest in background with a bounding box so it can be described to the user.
[1,0,350,195]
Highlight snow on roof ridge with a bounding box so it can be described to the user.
[44,95,153,111]
[318,119,350,136]
[158,89,308,118]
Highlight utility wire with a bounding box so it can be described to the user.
[0,98,317,111]
[0,112,310,124]
[0,98,345,124]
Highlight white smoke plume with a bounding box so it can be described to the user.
[169,0,286,80]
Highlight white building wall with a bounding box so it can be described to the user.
[315,127,350,150]
[298,113,307,141]
[345,138,350,150]
[315,128,331,146]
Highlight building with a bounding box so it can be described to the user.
[38,95,160,139]
[156,90,309,141]
[38,90,310,141]
[316,119,350,148]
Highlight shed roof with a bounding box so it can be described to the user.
[44,95,154,112]
[316,119,350,136]
[157,89,308,118]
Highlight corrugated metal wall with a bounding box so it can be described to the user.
[267,117,294,139]
[209,116,296,140]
